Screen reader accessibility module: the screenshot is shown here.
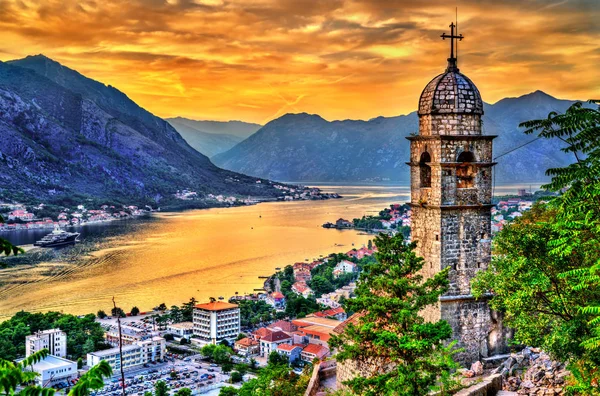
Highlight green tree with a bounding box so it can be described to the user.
[234,364,248,376]
[222,361,233,373]
[77,357,83,369]
[96,310,107,319]
[175,388,191,396]
[309,275,334,297]
[329,233,457,396]
[219,387,238,396]
[130,307,140,316]
[268,351,287,366]
[232,363,308,396]
[473,99,600,394]
[111,307,125,318]
[69,360,113,396]
[0,214,23,257]
[154,381,168,396]
[230,371,242,383]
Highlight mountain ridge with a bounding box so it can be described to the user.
[0,55,281,205]
[212,91,585,183]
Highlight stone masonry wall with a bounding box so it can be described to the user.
[441,208,492,296]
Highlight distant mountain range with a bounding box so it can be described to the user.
[0,55,280,205]
[166,117,261,157]
[212,91,581,184]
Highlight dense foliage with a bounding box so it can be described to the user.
[0,311,109,361]
[218,351,310,396]
[329,233,458,396]
[473,100,600,394]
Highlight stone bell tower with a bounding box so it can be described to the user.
[408,23,507,364]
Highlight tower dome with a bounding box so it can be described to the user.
[418,70,483,116]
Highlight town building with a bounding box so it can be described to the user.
[276,344,302,363]
[234,337,260,357]
[26,329,67,358]
[332,260,357,278]
[24,355,77,388]
[259,331,292,357]
[87,337,165,372]
[265,291,286,309]
[105,325,153,346]
[167,322,194,340]
[291,281,312,298]
[193,301,241,345]
[300,344,330,363]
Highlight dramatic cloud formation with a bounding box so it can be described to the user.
[0,0,598,123]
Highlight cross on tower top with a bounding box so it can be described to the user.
[441,22,463,71]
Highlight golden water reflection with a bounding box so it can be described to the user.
[0,185,409,319]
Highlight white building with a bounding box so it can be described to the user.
[332,260,357,278]
[24,355,77,387]
[193,301,240,345]
[167,322,194,340]
[87,337,165,372]
[259,331,292,357]
[26,329,67,358]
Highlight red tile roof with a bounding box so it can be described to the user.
[195,301,239,311]
[302,344,329,356]
[268,320,298,333]
[253,328,272,339]
[271,291,285,299]
[261,330,291,343]
[277,343,301,352]
[235,337,258,347]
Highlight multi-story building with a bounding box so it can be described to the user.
[25,355,77,387]
[87,337,165,372]
[26,329,67,358]
[193,301,240,345]
[167,322,194,340]
[259,331,292,357]
[105,326,153,346]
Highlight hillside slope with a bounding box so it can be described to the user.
[0,55,279,205]
[212,91,579,184]
[166,118,245,157]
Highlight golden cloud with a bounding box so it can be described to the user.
[0,0,598,123]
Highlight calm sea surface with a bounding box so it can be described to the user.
[0,183,540,320]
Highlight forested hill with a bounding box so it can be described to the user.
[0,55,280,205]
[212,91,581,184]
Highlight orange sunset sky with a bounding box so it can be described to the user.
[0,0,598,124]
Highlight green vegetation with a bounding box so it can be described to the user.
[473,100,600,394]
[174,389,191,396]
[0,349,112,396]
[236,300,276,327]
[0,214,23,256]
[130,306,140,316]
[307,253,376,298]
[218,350,310,396]
[0,311,110,361]
[154,381,168,396]
[200,344,232,365]
[329,233,460,396]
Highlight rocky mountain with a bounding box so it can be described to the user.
[166,118,253,157]
[0,55,280,205]
[212,91,582,184]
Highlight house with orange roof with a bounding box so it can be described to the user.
[276,343,302,363]
[259,331,292,357]
[234,337,259,357]
[252,327,272,341]
[301,344,330,362]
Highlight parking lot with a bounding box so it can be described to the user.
[92,354,228,396]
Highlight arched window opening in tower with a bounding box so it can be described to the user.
[419,152,432,188]
[457,150,476,188]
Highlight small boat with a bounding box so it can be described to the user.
[34,225,79,248]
